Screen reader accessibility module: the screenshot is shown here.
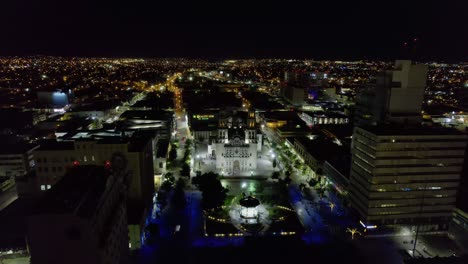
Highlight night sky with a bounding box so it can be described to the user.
[1,0,467,61]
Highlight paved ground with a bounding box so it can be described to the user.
[0,256,30,264]
[390,233,462,258]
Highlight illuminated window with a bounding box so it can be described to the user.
[47,185,51,190]
[40,185,46,191]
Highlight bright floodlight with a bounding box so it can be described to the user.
[239,196,260,219]
[240,207,258,218]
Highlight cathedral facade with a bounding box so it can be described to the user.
[209,111,262,175]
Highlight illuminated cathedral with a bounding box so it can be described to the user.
[208,111,262,175]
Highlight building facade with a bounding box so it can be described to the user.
[27,165,129,264]
[354,60,428,126]
[34,135,154,208]
[349,126,468,229]
[211,111,260,174]
[0,143,38,178]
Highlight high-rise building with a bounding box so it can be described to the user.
[354,60,428,126]
[280,71,328,106]
[349,125,467,229]
[27,164,130,264]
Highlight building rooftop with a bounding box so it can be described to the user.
[120,109,173,121]
[0,142,38,155]
[69,100,120,112]
[36,140,75,151]
[295,137,347,162]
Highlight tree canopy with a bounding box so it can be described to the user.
[192,172,228,210]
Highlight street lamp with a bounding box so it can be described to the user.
[346,228,362,240]
[196,154,201,170]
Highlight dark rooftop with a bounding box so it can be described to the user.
[69,100,120,112]
[120,110,173,120]
[36,140,75,151]
[0,142,38,155]
[295,137,347,162]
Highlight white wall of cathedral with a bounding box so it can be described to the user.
[256,133,263,152]
[215,143,257,173]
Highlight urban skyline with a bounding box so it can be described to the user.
[1,1,467,60]
[0,1,468,264]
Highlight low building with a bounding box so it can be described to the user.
[118,110,175,140]
[0,143,38,178]
[323,157,351,194]
[27,165,129,264]
[300,111,349,126]
[292,136,346,173]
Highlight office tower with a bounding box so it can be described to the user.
[27,164,130,264]
[349,126,467,229]
[354,60,428,126]
[280,71,327,106]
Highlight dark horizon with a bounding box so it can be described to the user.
[1,0,467,62]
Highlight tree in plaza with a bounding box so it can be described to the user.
[180,163,191,177]
[294,159,302,169]
[144,223,160,244]
[185,138,193,148]
[271,142,277,150]
[172,178,187,209]
[156,190,169,209]
[317,185,326,199]
[301,165,308,176]
[284,174,292,185]
[299,183,306,191]
[316,168,323,175]
[160,180,174,192]
[169,144,177,161]
[271,171,281,180]
[165,172,175,183]
[183,146,192,163]
[308,178,318,187]
[192,172,228,210]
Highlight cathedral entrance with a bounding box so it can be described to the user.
[233,160,240,175]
